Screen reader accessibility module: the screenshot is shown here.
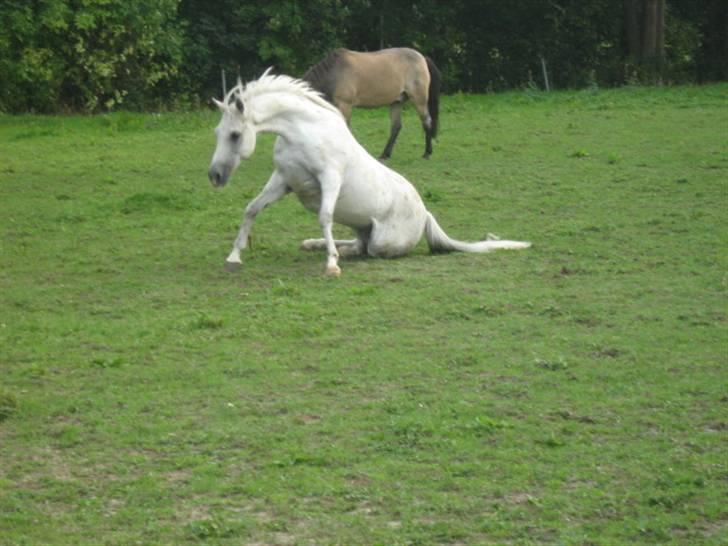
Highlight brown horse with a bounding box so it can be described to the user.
[303,47,441,159]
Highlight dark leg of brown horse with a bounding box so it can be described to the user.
[380,102,403,160]
[423,123,433,159]
[412,98,434,159]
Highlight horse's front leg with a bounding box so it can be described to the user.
[317,170,343,277]
[225,170,289,271]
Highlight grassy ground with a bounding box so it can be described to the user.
[1,84,726,545]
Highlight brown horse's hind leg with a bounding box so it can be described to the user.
[412,99,433,159]
[424,122,433,159]
[380,101,403,160]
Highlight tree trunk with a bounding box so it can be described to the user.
[640,0,665,82]
[655,0,665,59]
[624,0,641,59]
[642,0,658,59]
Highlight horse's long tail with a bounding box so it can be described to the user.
[425,56,441,138]
[424,212,531,253]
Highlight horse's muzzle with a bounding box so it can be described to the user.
[208,166,229,188]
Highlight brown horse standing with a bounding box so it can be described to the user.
[303,47,441,159]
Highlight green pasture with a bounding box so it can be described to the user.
[1,85,726,545]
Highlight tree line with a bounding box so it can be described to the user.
[1,0,725,113]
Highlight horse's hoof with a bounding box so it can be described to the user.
[224,260,242,272]
[325,265,341,277]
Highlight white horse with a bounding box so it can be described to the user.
[208,69,530,276]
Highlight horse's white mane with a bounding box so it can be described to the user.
[224,70,343,119]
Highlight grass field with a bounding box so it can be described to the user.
[1,84,726,545]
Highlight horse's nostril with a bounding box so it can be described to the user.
[208,168,221,185]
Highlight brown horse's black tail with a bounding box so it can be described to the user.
[425,56,441,139]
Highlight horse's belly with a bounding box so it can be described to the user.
[333,200,374,229]
[333,181,390,229]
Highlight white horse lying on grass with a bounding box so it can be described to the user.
[208,69,530,276]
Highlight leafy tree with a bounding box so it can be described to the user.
[1,0,725,112]
[0,0,183,112]
[0,0,69,112]
[178,0,348,102]
[669,0,728,82]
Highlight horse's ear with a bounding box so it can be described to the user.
[212,98,225,110]
[261,66,274,78]
[235,97,244,114]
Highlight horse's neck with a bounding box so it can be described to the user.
[251,93,316,136]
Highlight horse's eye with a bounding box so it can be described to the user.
[230,131,241,142]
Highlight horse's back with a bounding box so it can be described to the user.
[335,48,429,107]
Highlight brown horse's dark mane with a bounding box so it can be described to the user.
[301,48,345,103]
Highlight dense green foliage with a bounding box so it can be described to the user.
[0,0,726,112]
[0,0,183,112]
[1,85,727,543]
